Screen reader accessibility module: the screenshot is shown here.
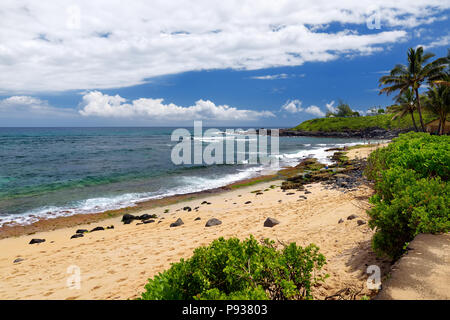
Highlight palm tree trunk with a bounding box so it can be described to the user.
[440,117,446,135]
[414,88,426,132]
[437,119,442,135]
[410,111,418,132]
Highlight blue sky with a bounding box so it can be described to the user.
[0,1,449,127]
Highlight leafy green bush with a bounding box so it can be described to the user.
[365,132,450,259]
[140,236,327,300]
[365,132,450,182]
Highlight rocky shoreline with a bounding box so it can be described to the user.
[258,127,410,139]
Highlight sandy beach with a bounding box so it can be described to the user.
[0,144,391,300]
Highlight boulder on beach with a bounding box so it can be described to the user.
[90,226,104,232]
[183,206,192,212]
[76,229,88,234]
[347,214,358,220]
[205,218,222,227]
[122,214,137,224]
[264,217,280,228]
[357,219,366,226]
[170,218,184,227]
[194,217,201,221]
[123,213,156,224]
[29,239,45,245]
[143,219,155,224]
[13,258,24,263]
[71,234,84,239]
[245,201,252,204]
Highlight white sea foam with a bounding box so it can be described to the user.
[0,139,381,227]
[0,165,266,227]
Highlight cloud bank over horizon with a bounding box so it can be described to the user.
[79,91,275,121]
[1,0,449,93]
[0,92,336,125]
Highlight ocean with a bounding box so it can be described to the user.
[0,127,375,226]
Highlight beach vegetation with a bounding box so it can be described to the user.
[365,132,450,259]
[140,236,327,300]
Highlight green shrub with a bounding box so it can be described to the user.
[369,170,449,257]
[365,132,450,259]
[365,132,450,181]
[140,236,327,300]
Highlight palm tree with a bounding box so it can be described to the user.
[424,82,450,135]
[388,89,418,132]
[433,50,450,87]
[379,46,447,131]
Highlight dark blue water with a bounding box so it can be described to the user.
[0,127,371,225]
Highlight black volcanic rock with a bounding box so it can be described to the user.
[264,217,280,228]
[205,218,222,227]
[257,127,410,139]
[122,214,137,224]
[29,239,45,244]
[90,226,104,232]
[170,218,184,227]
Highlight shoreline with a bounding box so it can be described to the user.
[0,174,278,240]
[0,143,391,300]
[0,142,387,240]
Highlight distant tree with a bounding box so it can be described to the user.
[377,108,385,114]
[335,102,354,117]
[367,107,379,116]
[326,101,357,117]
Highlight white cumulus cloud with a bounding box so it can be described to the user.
[1,0,448,93]
[79,91,275,121]
[0,96,74,117]
[305,105,325,117]
[421,34,450,49]
[281,99,326,117]
[281,99,303,113]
